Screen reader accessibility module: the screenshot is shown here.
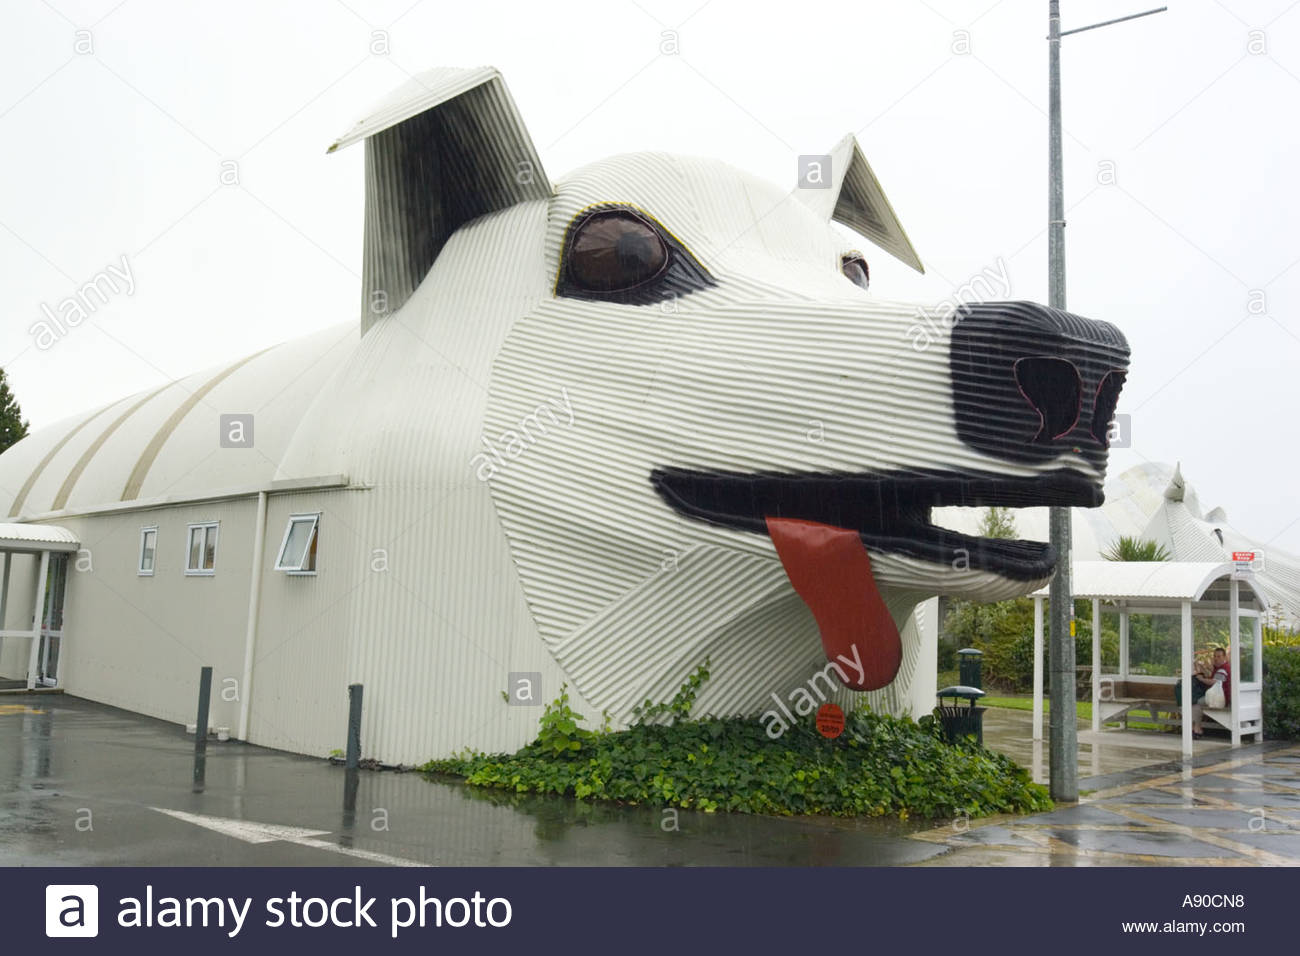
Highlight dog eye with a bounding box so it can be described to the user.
[566,210,668,292]
[556,204,715,305]
[841,254,870,291]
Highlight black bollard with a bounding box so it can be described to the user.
[345,683,363,770]
[193,666,212,790]
[341,768,360,842]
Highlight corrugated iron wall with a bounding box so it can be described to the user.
[47,500,256,731]
[270,198,586,764]
[0,66,1118,766]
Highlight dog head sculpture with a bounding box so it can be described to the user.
[333,67,1129,721]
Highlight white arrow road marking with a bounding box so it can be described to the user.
[150,807,426,867]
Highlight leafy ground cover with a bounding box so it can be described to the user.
[424,678,1051,820]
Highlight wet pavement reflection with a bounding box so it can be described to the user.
[0,695,942,866]
[5,694,1297,867]
[916,716,1300,866]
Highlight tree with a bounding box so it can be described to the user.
[941,506,1118,692]
[1102,536,1171,562]
[980,506,1018,540]
[938,507,1025,681]
[0,368,27,453]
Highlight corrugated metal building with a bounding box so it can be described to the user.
[0,66,1132,763]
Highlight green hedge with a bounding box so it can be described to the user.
[942,598,1117,693]
[423,691,1051,821]
[1264,644,1300,739]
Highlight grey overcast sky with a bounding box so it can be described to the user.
[1,0,1297,552]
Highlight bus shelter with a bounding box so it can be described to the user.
[1031,561,1267,757]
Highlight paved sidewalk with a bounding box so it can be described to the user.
[978,705,1235,785]
[913,737,1300,865]
[7,693,1297,867]
[0,694,943,866]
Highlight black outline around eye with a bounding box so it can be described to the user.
[554,204,716,306]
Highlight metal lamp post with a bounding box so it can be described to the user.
[1046,1,1165,801]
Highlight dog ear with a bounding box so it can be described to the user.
[797,134,923,274]
[330,66,552,333]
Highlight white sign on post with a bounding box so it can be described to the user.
[1232,550,1264,572]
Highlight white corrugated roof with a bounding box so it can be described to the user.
[0,323,356,519]
[1033,560,1267,605]
[0,522,78,551]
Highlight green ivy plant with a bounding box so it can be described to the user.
[534,684,594,757]
[632,660,711,725]
[423,668,1052,820]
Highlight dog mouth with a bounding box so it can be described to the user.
[650,467,1100,691]
[649,467,1103,579]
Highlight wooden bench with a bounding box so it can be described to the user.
[1097,678,1182,730]
[1096,676,1264,741]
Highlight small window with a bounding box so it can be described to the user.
[275,514,319,574]
[138,527,157,576]
[186,522,218,575]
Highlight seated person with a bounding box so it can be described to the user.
[1190,645,1231,737]
[1174,657,1212,707]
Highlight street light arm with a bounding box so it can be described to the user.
[1060,6,1167,37]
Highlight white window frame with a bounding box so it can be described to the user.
[185,522,219,576]
[138,526,158,576]
[274,513,319,575]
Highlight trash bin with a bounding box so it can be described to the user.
[957,648,983,689]
[935,685,987,746]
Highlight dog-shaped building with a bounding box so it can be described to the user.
[0,67,1128,763]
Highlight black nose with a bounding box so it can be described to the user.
[949,301,1129,468]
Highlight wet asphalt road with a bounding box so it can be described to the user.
[0,694,944,866]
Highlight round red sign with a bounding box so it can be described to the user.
[816,703,845,738]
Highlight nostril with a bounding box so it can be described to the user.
[1090,369,1127,446]
[1014,357,1082,442]
[949,301,1130,465]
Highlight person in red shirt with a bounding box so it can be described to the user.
[1191,645,1231,737]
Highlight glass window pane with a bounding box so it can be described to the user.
[305,522,317,571]
[141,530,155,572]
[1238,615,1254,680]
[1100,607,1120,670]
[279,518,315,570]
[188,528,202,570]
[1127,613,1184,677]
[203,526,217,570]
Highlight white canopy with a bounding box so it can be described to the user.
[0,522,78,553]
[1033,560,1269,608]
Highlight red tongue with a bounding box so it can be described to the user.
[766,517,902,692]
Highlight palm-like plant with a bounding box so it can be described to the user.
[1103,536,1171,562]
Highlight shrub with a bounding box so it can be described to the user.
[1102,536,1171,562]
[943,598,1117,694]
[1263,644,1300,739]
[941,598,1034,691]
[424,685,1051,820]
